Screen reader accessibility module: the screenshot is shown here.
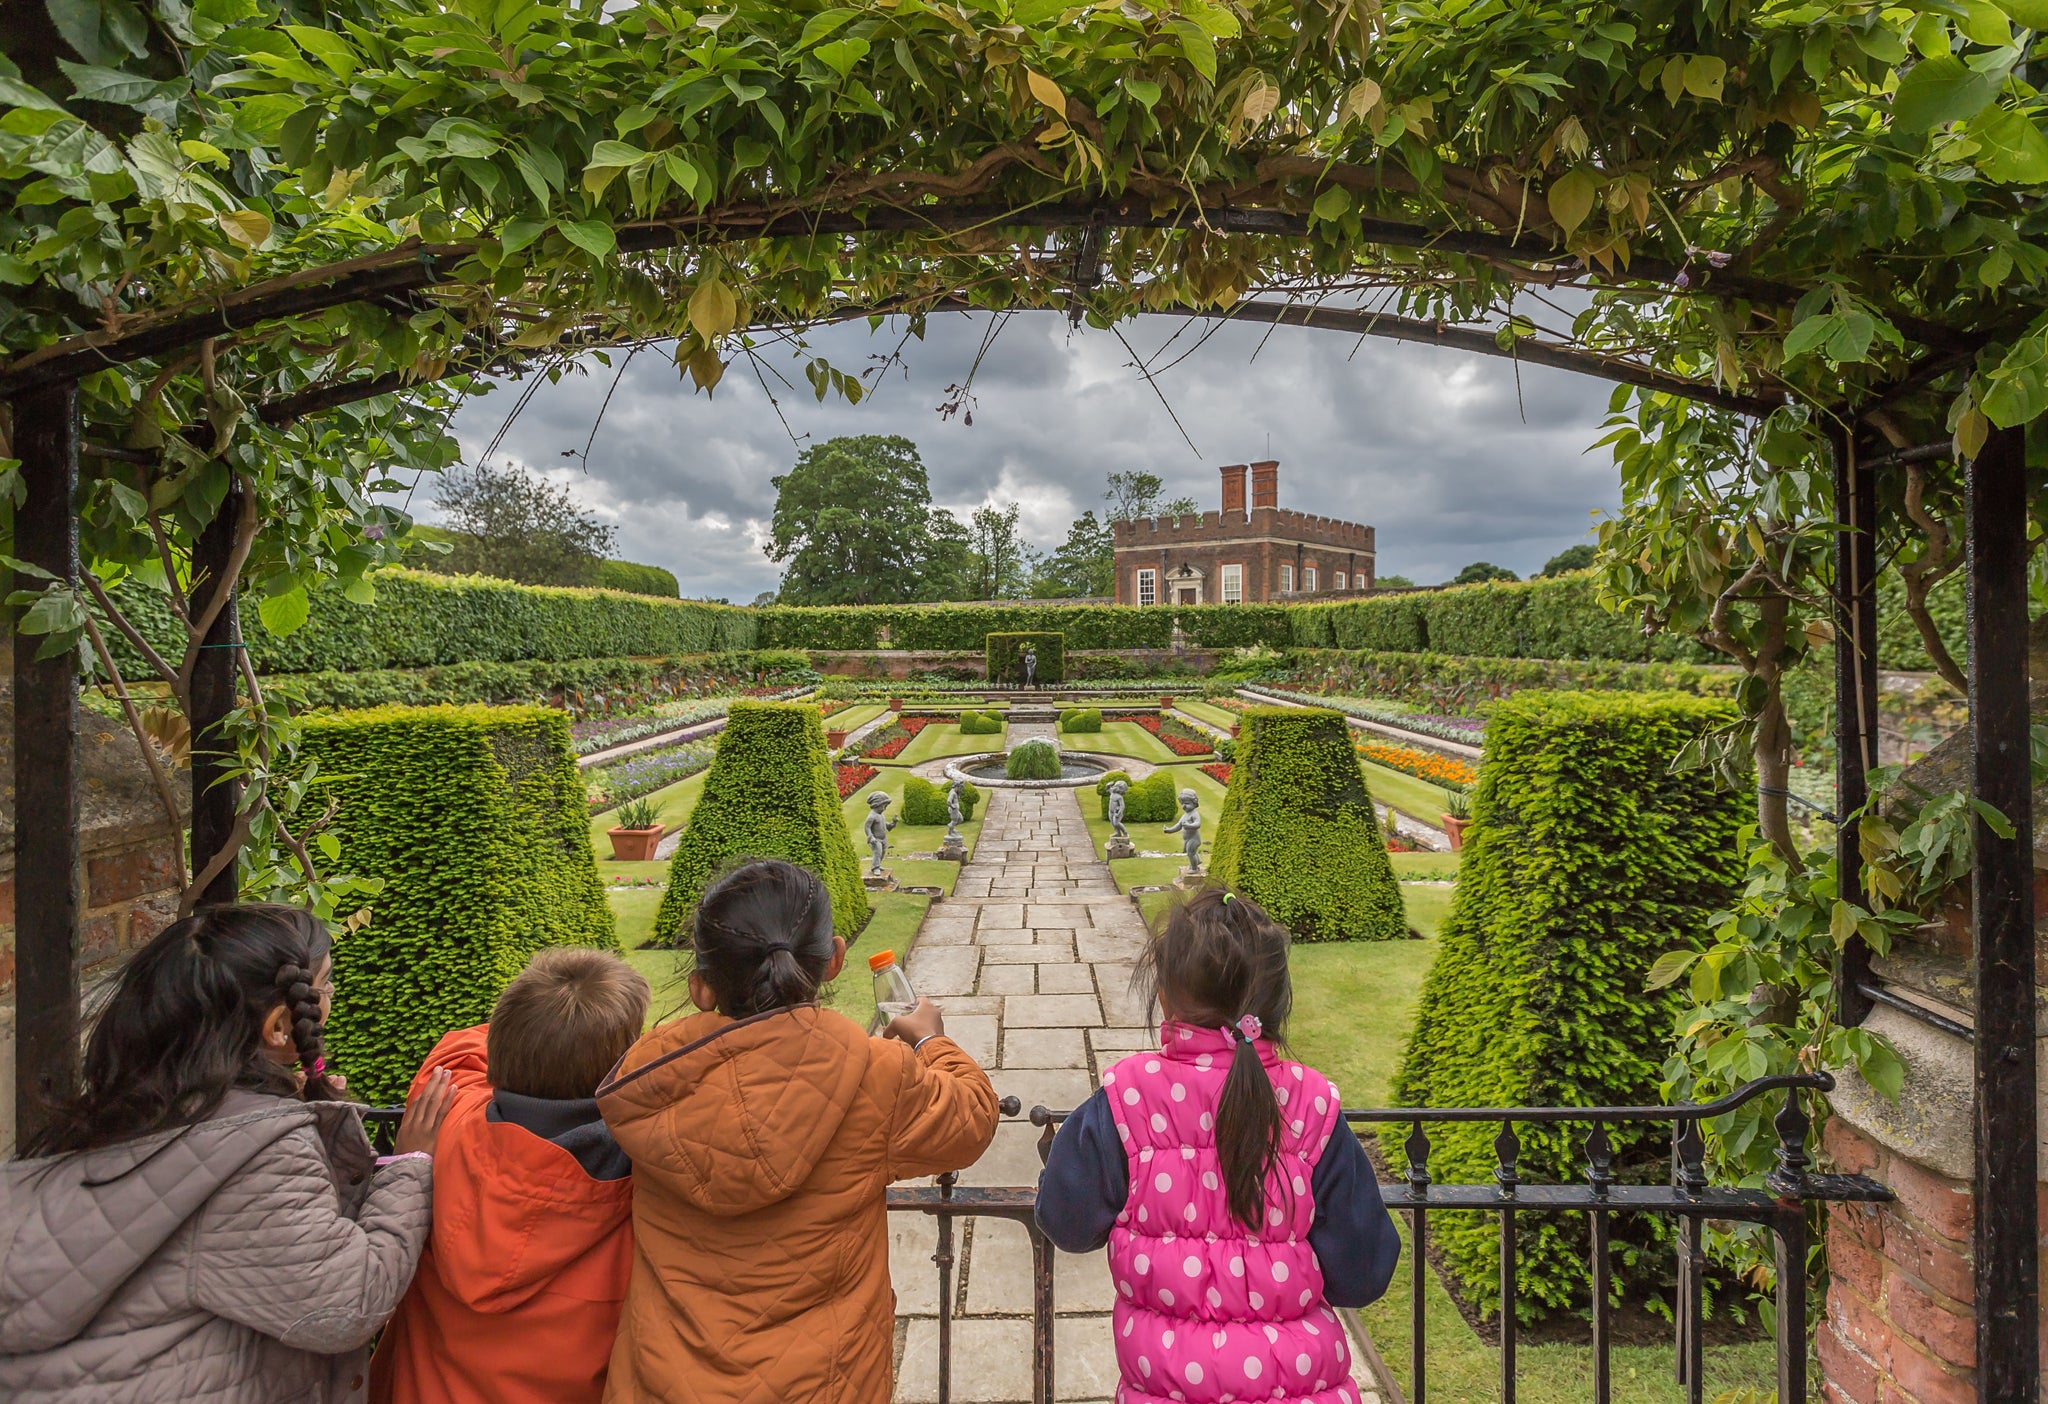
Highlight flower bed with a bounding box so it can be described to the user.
[1250,686,1486,746]
[860,715,937,760]
[572,698,731,755]
[835,761,880,798]
[1356,739,1478,790]
[586,740,717,810]
[1200,762,1233,785]
[819,697,855,718]
[1105,711,1213,757]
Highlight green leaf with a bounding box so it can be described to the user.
[1546,167,1599,234]
[813,37,869,77]
[0,76,69,113]
[1781,312,1843,361]
[499,218,548,253]
[1959,0,2015,47]
[798,8,858,47]
[56,59,185,109]
[1311,186,1350,222]
[1826,312,1877,363]
[586,139,646,170]
[1892,54,2003,133]
[284,24,358,77]
[258,586,310,636]
[1980,329,2048,426]
[1683,55,1726,100]
[1126,78,1161,109]
[1645,949,1698,990]
[1969,103,2048,183]
[559,218,615,258]
[1168,21,1217,83]
[1994,0,2048,26]
[689,277,738,339]
[216,209,273,249]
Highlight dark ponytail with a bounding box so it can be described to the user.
[1136,886,1293,1231]
[691,859,835,1017]
[25,903,337,1157]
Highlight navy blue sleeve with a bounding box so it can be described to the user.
[1033,1087,1129,1253]
[1308,1117,1402,1308]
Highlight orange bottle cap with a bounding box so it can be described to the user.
[868,950,896,971]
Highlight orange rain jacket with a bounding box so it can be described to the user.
[597,1004,999,1404]
[368,1026,635,1404]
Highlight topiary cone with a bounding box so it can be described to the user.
[1209,707,1406,941]
[654,700,871,945]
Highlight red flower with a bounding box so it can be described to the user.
[1120,713,1212,757]
[1201,762,1233,785]
[859,715,935,761]
[835,762,880,798]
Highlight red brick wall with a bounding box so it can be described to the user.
[1820,1118,2000,1404]
[1111,507,1375,604]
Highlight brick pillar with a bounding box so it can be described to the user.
[1250,459,1279,510]
[1220,464,1247,518]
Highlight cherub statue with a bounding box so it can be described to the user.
[1163,788,1203,873]
[1106,779,1129,839]
[944,778,966,843]
[864,791,897,874]
[1021,643,1038,688]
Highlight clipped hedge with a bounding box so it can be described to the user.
[1176,604,1295,649]
[1390,690,1748,1321]
[103,567,757,676]
[1059,707,1104,733]
[1096,768,1178,823]
[1006,737,1063,779]
[959,709,1004,734]
[301,705,615,1103]
[275,651,804,712]
[987,631,1067,685]
[1280,648,1738,714]
[1209,708,1405,941]
[902,775,983,825]
[655,701,871,945]
[759,603,1173,651]
[594,559,682,597]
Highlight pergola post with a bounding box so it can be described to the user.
[1965,423,2038,1403]
[1832,426,1880,1025]
[188,483,243,905]
[9,380,81,1147]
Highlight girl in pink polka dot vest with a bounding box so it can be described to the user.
[1036,887,1400,1404]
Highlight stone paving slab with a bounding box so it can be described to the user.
[1000,1026,1086,1070]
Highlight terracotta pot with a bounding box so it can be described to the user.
[1441,815,1470,851]
[826,728,848,748]
[1159,696,1176,709]
[888,698,904,712]
[607,824,667,862]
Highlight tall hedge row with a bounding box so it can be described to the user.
[105,568,756,675]
[594,559,682,597]
[654,701,871,944]
[275,651,808,711]
[1389,690,1748,1321]
[1209,707,1406,941]
[301,705,616,1103]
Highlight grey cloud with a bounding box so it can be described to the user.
[435,311,1619,600]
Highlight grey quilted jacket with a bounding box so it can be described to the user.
[0,1089,433,1403]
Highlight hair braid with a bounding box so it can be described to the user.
[273,961,340,1101]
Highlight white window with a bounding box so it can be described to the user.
[1304,566,1318,592]
[1221,564,1243,603]
[1136,568,1157,606]
[1334,571,1347,591]
[1279,564,1294,594]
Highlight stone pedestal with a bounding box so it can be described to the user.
[937,838,967,863]
[1106,835,1136,860]
[1175,869,1204,888]
[863,870,897,891]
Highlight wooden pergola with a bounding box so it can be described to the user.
[1,206,2036,1399]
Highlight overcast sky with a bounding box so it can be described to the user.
[423,311,1621,602]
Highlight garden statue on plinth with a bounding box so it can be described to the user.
[1105,779,1136,859]
[938,778,968,862]
[863,791,898,887]
[1021,643,1037,689]
[1164,788,1202,882]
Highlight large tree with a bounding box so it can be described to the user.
[430,463,616,586]
[767,436,944,605]
[965,502,1029,599]
[1031,511,1117,597]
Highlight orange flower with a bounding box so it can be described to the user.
[1357,740,1476,790]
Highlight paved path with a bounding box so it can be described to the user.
[888,777,1383,1403]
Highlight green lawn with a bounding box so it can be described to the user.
[837,764,984,892]
[1082,762,1231,873]
[1391,851,1462,881]
[1176,699,1243,732]
[1068,719,1200,765]
[1360,758,1456,828]
[824,702,888,734]
[887,719,1006,766]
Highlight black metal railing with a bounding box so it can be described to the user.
[364,1073,1887,1404]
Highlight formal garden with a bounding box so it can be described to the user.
[9,0,2048,1399]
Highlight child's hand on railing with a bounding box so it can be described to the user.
[394,1067,455,1156]
[883,998,945,1047]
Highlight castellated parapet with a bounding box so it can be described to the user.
[1109,462,1376,605]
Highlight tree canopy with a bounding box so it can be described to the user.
[766,434,948,605]
[429,460,616,586]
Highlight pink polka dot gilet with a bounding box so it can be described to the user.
[1100,1021,1357,1404]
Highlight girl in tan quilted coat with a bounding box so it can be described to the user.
[598,859,1000,1403]
[0,904,455,1404]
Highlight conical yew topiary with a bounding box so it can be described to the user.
[655,700,871,945]
[1209,706,1406,941]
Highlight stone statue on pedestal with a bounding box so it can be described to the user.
[944,779,966,842]
[1021,644,1037,688]
[1105,779,1136,860]
[864,791,897,874]
[1163,788,1203,874]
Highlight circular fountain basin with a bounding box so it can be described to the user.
[945,751,1118,789]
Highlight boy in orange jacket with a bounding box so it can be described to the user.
[370,948,651,1404]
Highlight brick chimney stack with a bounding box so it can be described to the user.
[1250,460,1279,510]
[1219,464,1247,517]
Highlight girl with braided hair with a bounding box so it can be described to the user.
[1035,886,1401,1404]
[1,903,454,1404]
[596,858,999,1403]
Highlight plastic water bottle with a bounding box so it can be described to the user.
[870,950,917,1021]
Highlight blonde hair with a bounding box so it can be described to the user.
[488,948,650,1099]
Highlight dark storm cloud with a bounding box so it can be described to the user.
[434,311,1619,601]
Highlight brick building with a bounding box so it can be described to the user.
[1110,461,1374,606]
